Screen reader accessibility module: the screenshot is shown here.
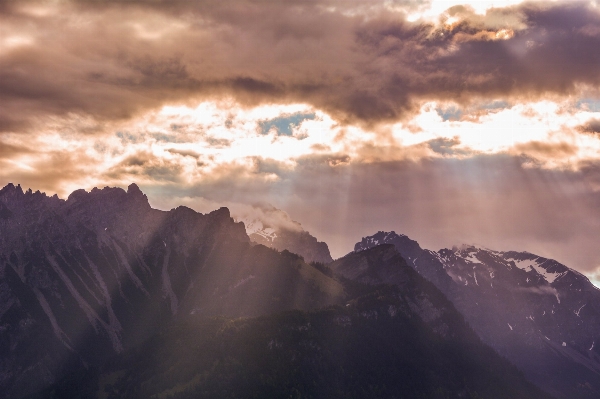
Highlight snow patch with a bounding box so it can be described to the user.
[508,323,513,331]
[464,252,482,264]
[506,256,564,283]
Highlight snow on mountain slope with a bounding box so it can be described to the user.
[354,231,600,399]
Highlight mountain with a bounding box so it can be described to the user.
[31,245,553,399]
[355,231,600,399]
[0,183,343,398]
[236,205,333,264]
[1,182,558,399]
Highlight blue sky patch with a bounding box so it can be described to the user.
[577,99,600,112]
[258,112,316,136]
[436,105,462,121]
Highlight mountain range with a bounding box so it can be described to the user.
[0,183,598,398]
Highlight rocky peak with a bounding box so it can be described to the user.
[66,184,152,216]
[0,183,61,213]
[127,182,143,196]
[354,231,423,262]
[0,183,23,199]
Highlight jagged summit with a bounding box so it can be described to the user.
[0,182,23,195]
[354,231,422,261]
[0,182,55,200]
[127,182,143,196]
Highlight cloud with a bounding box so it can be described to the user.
[426,137,472,156]
[587,266,600,288]
[1,1,600,132]
[166,148,201,159]
[0,148,93,194]
[512,141,578,159]
[577,118,600,134]
[104,151,185,183]
[0,141,34,157]
[231,202,304,234]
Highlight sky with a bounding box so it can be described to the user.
[2,0,600,286]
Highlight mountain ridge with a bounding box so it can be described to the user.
[354,230,600,398]
[0,182,343,398]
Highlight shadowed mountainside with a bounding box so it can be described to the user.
[31,245,554,399]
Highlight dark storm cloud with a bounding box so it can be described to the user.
[1,0,600,131]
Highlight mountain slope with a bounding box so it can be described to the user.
[355,231,600,399]
[0,183,343,398]
[31,245,554,399]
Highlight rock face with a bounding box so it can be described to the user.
[0,183,343,398]
[355,231,600,399]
